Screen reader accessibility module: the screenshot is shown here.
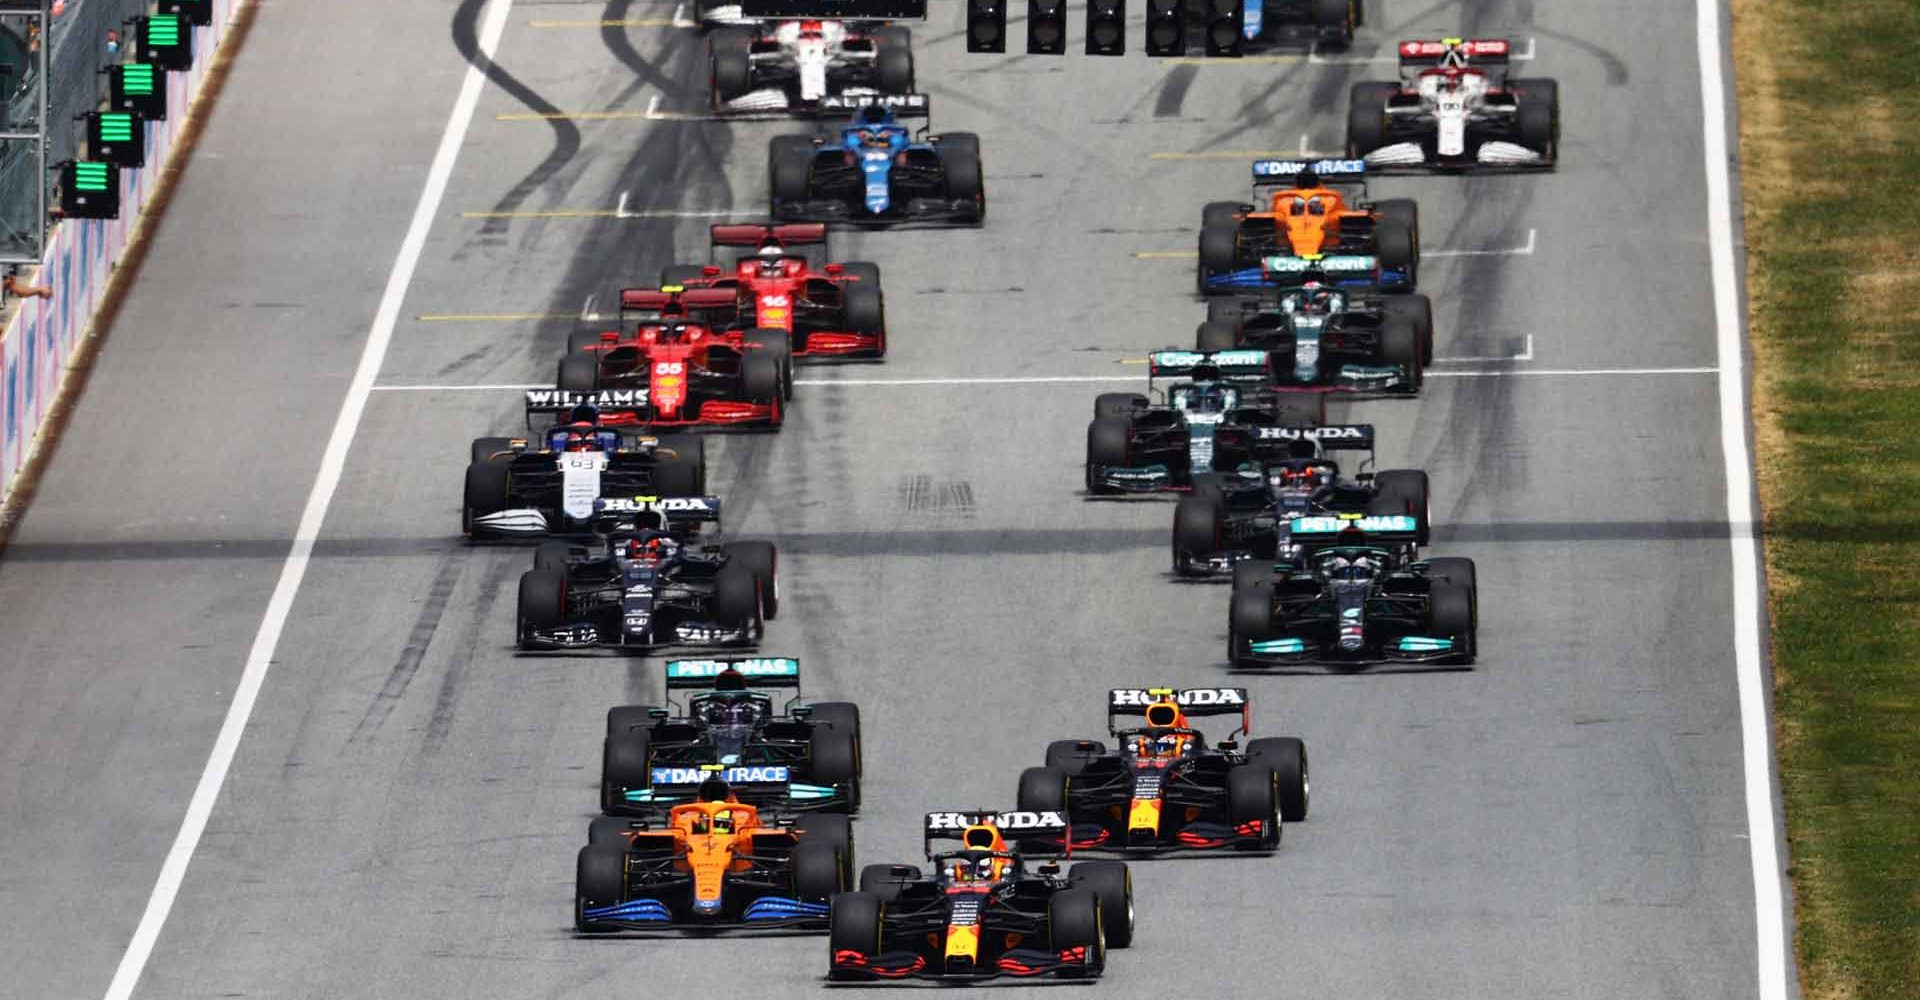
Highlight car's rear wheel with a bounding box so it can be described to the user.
[792,840,844,902]
[874,42,914,95]
[652,434,706,497]
[858,864,909,904]
[1093,392,1146,420]
[470,437,515,465]
[1044,739,1100,776]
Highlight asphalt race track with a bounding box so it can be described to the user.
[0,1,1767,997]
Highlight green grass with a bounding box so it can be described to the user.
[1735,0,1920,996]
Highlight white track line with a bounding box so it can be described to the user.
[98,3,515,999]
[1438,334,1534,363]
[1697,0,1790,996]
[1424,228,1536,258]
[369,366,1717,392]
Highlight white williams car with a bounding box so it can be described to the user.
[1347,38,1559,170]
[710,19,915,115]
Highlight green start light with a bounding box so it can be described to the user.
[111,62,169,120]
[73,162,111,192]
[62,161,122,220]
[138,15,195,72]
[87,111,146,168]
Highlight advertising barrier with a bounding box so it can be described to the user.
[1,0,238,502]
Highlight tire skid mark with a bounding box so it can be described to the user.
[349,554,466,745]
[453,0,583,244]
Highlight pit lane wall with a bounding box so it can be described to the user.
[0,0,239,503]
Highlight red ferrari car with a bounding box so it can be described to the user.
[653,223,887,358]
[559,288,788,430]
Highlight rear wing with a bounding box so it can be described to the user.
[709,222,828,250]
[664,656,802,689]
[819,92,930,118]
[591,495,723,533]
[1253,157,1368,194]
[1258,253,1377,276]
[647,762,797,791]
[923,810,1067,854]
[1251,424,1375,452]
[1148,349,1271,382]
[524,388,651,424]
[1108,687,1250,736]
[741,0,926,18]
[619,286,738,314]
[1398,38,1511,69]
[1288,512,1421,546]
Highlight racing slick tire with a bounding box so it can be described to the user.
[605,703,658,737]
[566,329,609,355]
[807,705,862,809]
[871,24,912,51]
[710,31,753,103]
[1015,768,1074,853]
[1084,417,1133,495]
[874,43,914,95]
[724,540,779,620]
[1373,198,1420,289]
[741,351,786,415]
[1228,580,1276,666]
[516,569,567,647]
[713,565,762,629]
[601,729,653,813]
[1233,558,1276,594]
[1380,316,1423,393]
[838,261,882,286]
[1269,391,1325,427]
[1196,320,1239,352]
[842,282,885,335]
[1198,222,1240,295]
[1426,555,1477,594]
[1069,862,1133,948]
[659,263,710,289]
[1247,736,1310,822]
[792,841,845,902]
[769,135,815,208]
[463,461,511,535]
[1511,78,1560,158]
[1383,293,1435,367]
[652,434,707,496]
[795,813,854,890]
[533,540,573,575]
[1093,392,1146,420]
[1369,468,1431,544]
[829,892,885,969]
[1313,0,1356,47]
[934,132,985,223]
[1173,492,1224,576]
[858,864,912,905]
[1206,296,1248,333]
[576,844,630,932]
[742,329,795,400]
[1427,578,1478,664]
[1346,83,1396,156]
[1228,763,1283,850]
[470,437,515,465]
[557,351,600,392]
[588,814,635,847]
[1044,739,1101,776]
[1047,890,1107,974]
[1202,200,1243,231]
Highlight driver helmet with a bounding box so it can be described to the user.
[949,828,1011,883]
[753,241,789,276]
[625,534,680,566]
[559,423,602,452]
[701,694,764,729]
[1185,384,1230,415]
[1321,549,1378,575]
[1270,460,1334,489]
